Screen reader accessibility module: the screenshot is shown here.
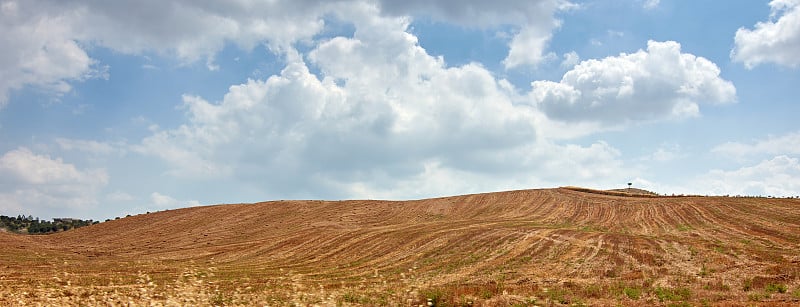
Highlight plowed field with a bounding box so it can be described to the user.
[2,187,799,306]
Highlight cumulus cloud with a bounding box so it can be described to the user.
[1,1,738,203]
[531,40,736,125]
[732,0,800,68]
[0,0,331,107]
[697,155,800,197]
[0,0,571,107]
[504,25,559,68]
[64,0,328,61]
[0,147,107,216]
[376,0,574,69]
[712,131,800,158]
[560,51,580,68]
[0,0,100,106]
[133,8,634,200]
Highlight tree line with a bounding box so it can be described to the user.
[0,215,98,234]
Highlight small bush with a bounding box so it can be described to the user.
[748,292,767,301]
[765,283,787,294]
[341,292,367,304]
[579,284,603,298]
[654,287,691,302]
[623,287,641,300]
[422,288,446,305]
[742,278,753,291]
[548,288,570,305]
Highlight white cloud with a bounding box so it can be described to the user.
[643,0,660,10]
[0,0,101,106]
[0,147,108,216]
[1,1,745,205]
[607,30,624,37]
[335,140,629,199]
[504,25,559,68]
[376,0,574,69]
[133,9,635,200]
[120,192,200,216]
[0,0,572,107]
[377,0,562,26]
[640,143,684,162]
[732,0,800,68]
[55,138,123,155]
[60,0,328,62]
[560,51,580,68]
[696,155,800,197]
[106,191,135,202]
[150,192,200,208]
[0,0,332,107]
[136,11,533,182]
[531,40,736,125]
[712,131,800,158]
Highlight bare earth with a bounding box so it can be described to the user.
[1,187,799,306]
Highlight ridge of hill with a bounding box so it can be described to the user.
[563,186,661,197]
[1,187,799,305]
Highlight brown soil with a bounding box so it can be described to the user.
[1,187,799,306]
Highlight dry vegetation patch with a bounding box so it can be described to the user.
[1,188,799,305]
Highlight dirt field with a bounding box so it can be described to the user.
[1,187,799,306]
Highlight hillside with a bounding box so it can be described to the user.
[1,188,799,305]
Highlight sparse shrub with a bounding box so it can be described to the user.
[742,278,753,291]
[740,239,751,245]
[457,295,477,306]
[623,286,641,300]
[421,288,446,306]
[688,246,698,258]
[479,288,494,299]
[547,288,570,305]
[654,287,691,302]
[579,284,603,298]
[748,292,767,301]
[341,291,366,304]
[210,291,231,306]
[511,298,536,307]
[765,283,787,294]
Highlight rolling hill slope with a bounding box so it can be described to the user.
[2,188,799,305]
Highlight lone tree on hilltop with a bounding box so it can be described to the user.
[627,182,632,190]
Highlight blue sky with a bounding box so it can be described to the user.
[1,0,800,220]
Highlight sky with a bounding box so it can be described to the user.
[1,0,800,221]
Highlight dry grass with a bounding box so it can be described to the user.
[1,187,800,305]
